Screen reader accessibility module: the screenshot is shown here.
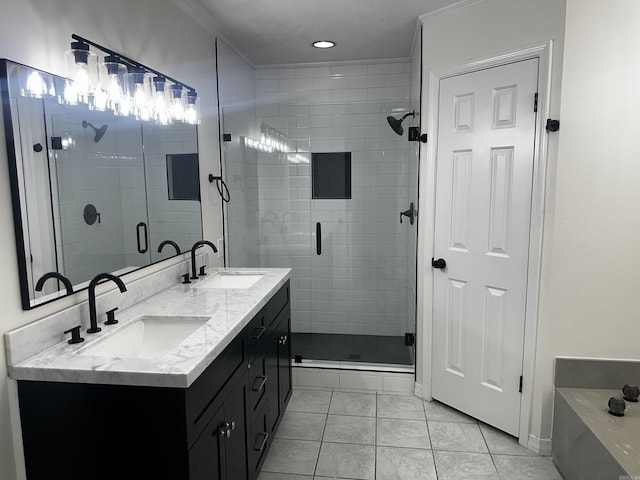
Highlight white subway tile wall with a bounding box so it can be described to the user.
[254,61,415,337]
[53,112,202,286]
[143,123,202,263]
[55,114,137,285]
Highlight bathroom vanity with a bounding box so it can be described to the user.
[6,265,291,480]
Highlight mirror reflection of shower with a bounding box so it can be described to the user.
[82,120,108,143]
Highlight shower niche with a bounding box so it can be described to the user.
[0,59,203,309]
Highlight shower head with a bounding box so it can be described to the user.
[82,120,108,143]
[386,110,416,136]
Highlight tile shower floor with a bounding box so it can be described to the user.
[291,333,413,365]
[258,388,562,480]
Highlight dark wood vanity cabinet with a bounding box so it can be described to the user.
[189,373,249,480]
[17,281,291,480]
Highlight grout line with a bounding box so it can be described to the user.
[478,422,493,455]
[374,391,378,480]
[312,388,334,477]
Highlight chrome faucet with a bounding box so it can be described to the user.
[87,273,127,334]
[158,240,181,255]
[35,272,74,295]
[190,240,218,279]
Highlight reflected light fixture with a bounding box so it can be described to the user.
[25,71,49,97]
[153,76,171,125]
[312,40,335,49]
[50,34,200,125]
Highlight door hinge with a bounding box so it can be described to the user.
[519,376,523,393]
[404,333,415,347]
[534,93,538,113]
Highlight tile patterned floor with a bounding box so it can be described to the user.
[258,388,563,480]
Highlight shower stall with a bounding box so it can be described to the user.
[217,39,421,371]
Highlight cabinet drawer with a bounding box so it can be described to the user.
[248,355,268,425]
[267,282,289,328]
[247,307,268,362]
[248,400,270,480]
[185,334,246,446]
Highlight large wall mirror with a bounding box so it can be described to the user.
[1,59,203,309]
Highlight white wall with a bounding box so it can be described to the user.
[417,0,566,440]
[531,0,640,440]
[0,2,222,479]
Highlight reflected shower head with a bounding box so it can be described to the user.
[386,110,416,136]
[82,120,108,143]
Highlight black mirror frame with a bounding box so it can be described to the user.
[0,58,204,310]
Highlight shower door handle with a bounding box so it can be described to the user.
[316,222,321,255]
[136,222,149,254]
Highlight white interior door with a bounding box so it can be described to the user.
[431,58,538,436]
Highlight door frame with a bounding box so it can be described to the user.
[419,42,554,448]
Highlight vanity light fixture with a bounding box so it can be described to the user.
[312,40,336,49]
[51,34,200,124]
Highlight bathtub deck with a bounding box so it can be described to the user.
[553,387,640,479]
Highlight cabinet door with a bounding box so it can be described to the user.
[189,406,226,480]
[266,322,280,434]
[276,309,292,410]
[224,374,249,480]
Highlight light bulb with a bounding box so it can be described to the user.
[153,76,171,125]
[99,56,128,114]
[65,40,97,105]
[184,91,200,125]
[169,84,185,122]
[26,71,47,97]
[107,75,124,104]
[128,68,152,121]
[75,65,91,97]
[91,87,108,111]
[184,103,197,125]
[64,80,78,105]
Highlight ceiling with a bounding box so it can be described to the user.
[173,0,466,65]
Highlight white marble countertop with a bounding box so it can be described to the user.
[8,268,291,389]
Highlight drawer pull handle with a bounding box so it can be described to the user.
[219,421,236,439]
[252,375,268,392]
[254,432,269,452]
[251,325,266,341]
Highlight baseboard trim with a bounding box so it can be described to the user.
[414,382,423,398]
[293,366,414,393]
[528,434,552,456]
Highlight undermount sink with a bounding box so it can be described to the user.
[78,315,210,358]
[193,271,265,289]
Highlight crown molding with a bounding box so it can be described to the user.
[256,57,411,70]
[419,0,484,23]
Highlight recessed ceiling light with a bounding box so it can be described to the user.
[312,40,335,49]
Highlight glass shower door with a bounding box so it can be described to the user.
[48,107,150,287]
[305,101,418,367]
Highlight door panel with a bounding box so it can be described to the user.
[432,58,538,436]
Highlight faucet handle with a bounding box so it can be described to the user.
[63,326,85,344]
[182,273,192,284]
[105,307,119,325]
[199,265,207,276]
